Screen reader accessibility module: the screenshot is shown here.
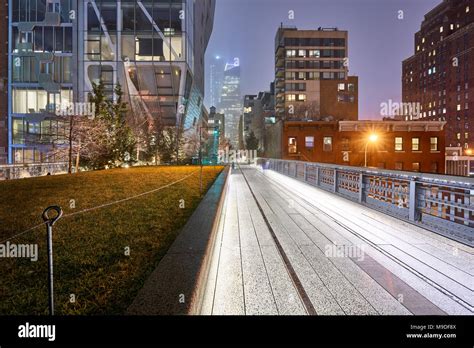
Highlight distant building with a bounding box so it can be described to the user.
[402,0,473,152]
[269,120,446,174]
[274,25,358,121]
[218,61,242,148]
[207,55,225,110]
[243,86,275,153]
[0,1,8,164]
[208,106,225,160]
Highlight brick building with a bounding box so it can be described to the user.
[278,120,446,174]
[402,0,473,152]
[275,25,358,121]
[0,1,8,164]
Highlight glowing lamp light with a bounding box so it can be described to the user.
[466,149,473,156]
[369,134,378,142]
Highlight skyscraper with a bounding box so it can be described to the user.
[8,0,215,164]
[218,60,242,148]
[207,55,225,109]
[402,0,473,151]
[274,25,358,121]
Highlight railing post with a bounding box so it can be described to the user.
[409,179,419,222]
[333,169,338,193]
[358,173,364,203]
[304,163,307,182]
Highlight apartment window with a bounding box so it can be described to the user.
[430,137,438,151]
[309,50,320,58]
[440,26,443,33]
[347,83,355,92]
[395,137,403,151]
[286,50,296,58]
[456,133,461,140]
[395,162,403,171]
[286,94,296,101]
[323,137,333,152]
[288,137,297,154]
[305,136,314,148]
[412,137,420,151]
[297,94,306,101]
[412,162,420,172]
[337,83,345,91]
[467,6,470,13]
[298,50,306,57]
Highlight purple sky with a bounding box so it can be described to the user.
[205,0,440,119]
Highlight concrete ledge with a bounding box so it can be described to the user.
[126,167,229,315]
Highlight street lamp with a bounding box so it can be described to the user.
[364,134,378,167]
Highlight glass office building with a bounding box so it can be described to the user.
[8,0,215,163]
[218,61,242,148]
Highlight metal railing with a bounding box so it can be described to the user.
[261,158,474,246]
[0,162,70,180]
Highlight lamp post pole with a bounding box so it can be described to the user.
[364,141,369,167]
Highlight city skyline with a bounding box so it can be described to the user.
[205,0,439,119]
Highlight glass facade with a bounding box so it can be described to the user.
[218,62,242,148]
[8,0,215,163]
[79,0,206,152]
[9,0,74,163]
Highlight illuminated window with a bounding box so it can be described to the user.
[305,136,314,148]
[395,137,403,151]
[457,104,461,111]
[467,6,470,13]
[286,50,296,58]
[412,138,420,151]
[286,94,296,101]
[440,26,443,33]
[309,50,320,58]
[288,137,297,154]
[297,94,306,101]
[412,162,420,172]
[337,83,345,91]
[298,50,306,57]
[323,137,332,152]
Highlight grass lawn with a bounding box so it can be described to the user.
[0,165,224,315]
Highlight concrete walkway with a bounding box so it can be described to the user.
[202,165,474,315]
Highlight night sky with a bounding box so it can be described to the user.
[205,0,440,119]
